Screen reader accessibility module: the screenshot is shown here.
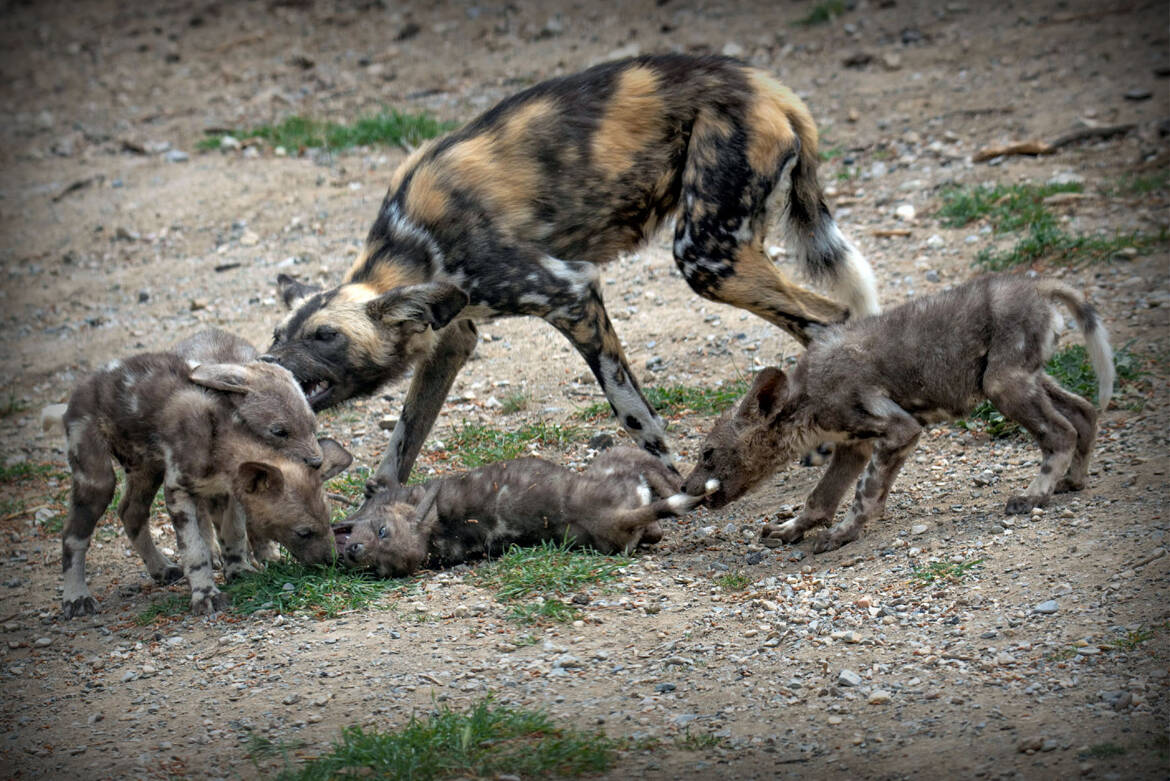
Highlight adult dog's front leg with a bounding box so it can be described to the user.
[376,319,479,485]
[541,260,673,469]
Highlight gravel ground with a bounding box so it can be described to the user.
[1,0,1167,778]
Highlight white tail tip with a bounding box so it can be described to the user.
[704,478,720,494]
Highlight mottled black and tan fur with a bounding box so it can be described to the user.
[333,447,719,578]
[685,275,1113,553]
[265,54,878,484]
[49,349,351,618]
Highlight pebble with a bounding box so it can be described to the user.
[163,149,189,163]
[868,690,892,704]
[838,669,863,687]
[911,524,928,535]
[1123,88,1152,101]
[895,204,916,221]
[1033,600,1059,615]
[655,682,677,693]
[33,637,52,647]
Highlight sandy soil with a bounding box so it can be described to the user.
[1,0,1168,778]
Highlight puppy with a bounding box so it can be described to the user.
[334,447,719,577]
[684,275,1112,553]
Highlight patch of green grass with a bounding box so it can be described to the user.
[245,731,308,767]
[977,225,1169,271]
[0,462,65,483]
[443,421,581,467]
[715,571,751,591]
[200,109,457,153]
[279,697,618,781]
[938,182,1083,232]
[793,0,847,26]
[326,464,372,521]
[910,558,983,586]
[0,392,28,418]
[960,343,1148,437]
[506,599,581,624]
[134,593,189,626]
[1113,171,1170,196]
[499,392,530,415]
[578,381,749,421]
[224,559,404,618]
[674,728,726,751]
[1081,742,1127,759]
[819,144,845,162]
[472,538,627,624]
[1045,646,1077,662]
[836,166,858,182]
[1108,626,1155,651]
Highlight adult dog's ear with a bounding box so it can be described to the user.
[366,282,469,331]
[276,274,323,310]
[741,366,788,419]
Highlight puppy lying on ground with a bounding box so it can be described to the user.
[684,274,1113,553]
[48,347,351,617]
[334,447,719,577]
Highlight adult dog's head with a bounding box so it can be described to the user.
[263,274,468,410]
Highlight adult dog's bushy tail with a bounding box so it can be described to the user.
[782,97,879,318]
[1038,280,1115,409]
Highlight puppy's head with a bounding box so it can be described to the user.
[262,275,468,411]
[334,485,432,578]
[232,437,354,565]
[683,367,798,508]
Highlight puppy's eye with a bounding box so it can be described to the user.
[377,525,387,539]
[315,327,338,342]
[296,528,313,539]
[270,425,289,439]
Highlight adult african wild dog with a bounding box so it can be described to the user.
[683,275,1113,553]
[333,447,720,577]
[266,54,879,484]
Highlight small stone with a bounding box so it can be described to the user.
[163,149,189,163]
[33,637,52,647]
[925,270,941,283]
[881,52,903,70]
[137,290,150,303]
[282,693,301,705]
[838,669,863,687]
[720,42,745,58]
[379,417,398,430]
[1041,738,1060,752]
[911,524,928,535]
[895,204,916,221]
[1124,88,1152,101]
[655,682,677,693]
[1018,736,1044,753]
[189,299,208,312]
[239,230,260,247]
[868,689,892,704]
[1033,600,1059,615]
[218,135,241,151]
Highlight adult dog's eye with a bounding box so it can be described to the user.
[377,525,387,539]
[315,327,338,342]
[270,425,289,438]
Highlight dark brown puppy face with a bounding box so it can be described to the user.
[263,275,469,411]
[334,491,428,578]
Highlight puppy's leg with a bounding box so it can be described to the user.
[163,484,229,616]
[1040,376,1098,493]
[219,496,258,581]
[611,483,719,554]
[817,414,921,553]
[61,423,117,619]
[376,319,479,485]
[539,258,674,469]
[987,372,1077,513]
[198,495,226,570]
[763,440,872,547]
[119,468,180,584]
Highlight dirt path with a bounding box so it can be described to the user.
[1,1,1167,778]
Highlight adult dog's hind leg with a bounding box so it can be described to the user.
[376,319,479,485]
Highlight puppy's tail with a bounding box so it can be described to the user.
[1038,280,1114,410]
[614,479,720,530]
[40,404,68,437]
[779,90,880,319]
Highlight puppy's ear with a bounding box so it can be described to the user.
[276,274,323,310]
[318,437,354,481]
[235,462,285,496]
[366,283,469,331]
[190,363,251,393]
[741,367,788,419]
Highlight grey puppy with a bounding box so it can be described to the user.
[684,274,1113,553]
[49,347,348,617]
[334,447,719,577]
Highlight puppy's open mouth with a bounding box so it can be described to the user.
[331,522,352,550]
[302,379,333,408]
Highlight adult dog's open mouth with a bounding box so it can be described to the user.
[301,378,332,409]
